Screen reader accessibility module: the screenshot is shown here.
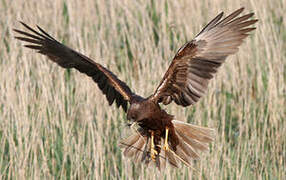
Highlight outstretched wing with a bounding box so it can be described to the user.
[14,22,137,111]
[151,7,258,106]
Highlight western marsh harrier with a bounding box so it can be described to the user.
[14,7,257,169]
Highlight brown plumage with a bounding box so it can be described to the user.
[14,7,257,169]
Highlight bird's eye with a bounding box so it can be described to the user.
[127,113,137,121]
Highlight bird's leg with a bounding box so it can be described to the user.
[163,127,170,151]
[150,131,158,161]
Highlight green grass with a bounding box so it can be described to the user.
[0,0,285,179]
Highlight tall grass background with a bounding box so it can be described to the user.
[0,0,285,179]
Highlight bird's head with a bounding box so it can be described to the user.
[127,99,160,123]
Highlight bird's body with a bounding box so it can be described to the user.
[127,97,179,148]
[14,7,257,169]
[122,96,213,168]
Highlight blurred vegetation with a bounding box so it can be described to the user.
[0,0,285,179]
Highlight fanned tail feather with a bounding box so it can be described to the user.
[119,130,179,169]
[119,121,215,169]
[171,120,215,167]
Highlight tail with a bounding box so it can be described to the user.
[119,121,215,169]
[171,120,215,166]
[119,130,178,169]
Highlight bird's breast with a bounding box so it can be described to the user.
[138,115,173,132]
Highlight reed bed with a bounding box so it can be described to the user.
[0,0,285,179]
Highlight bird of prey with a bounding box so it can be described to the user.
[14,7,257,169]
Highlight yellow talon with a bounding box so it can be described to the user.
[163,127,170,151]
[150,131,158,161]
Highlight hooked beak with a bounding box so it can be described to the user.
[126,121,136,128]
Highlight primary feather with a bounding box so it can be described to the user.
[14,22,139,111]
[152,7,258,107]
